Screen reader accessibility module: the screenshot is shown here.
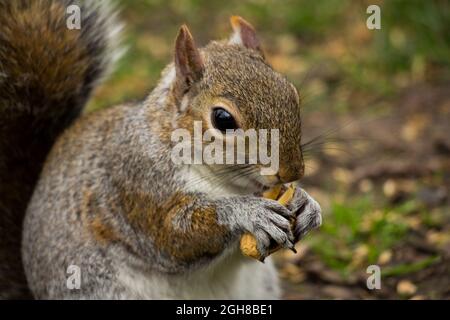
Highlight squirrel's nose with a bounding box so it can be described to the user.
[278,163,304,183]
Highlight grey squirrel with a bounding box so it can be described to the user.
[0,0,321,299]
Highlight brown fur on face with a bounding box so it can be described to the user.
[173,42,304,183]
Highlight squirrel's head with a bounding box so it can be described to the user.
[165,17,303,193]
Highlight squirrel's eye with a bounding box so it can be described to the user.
[211,107,238,132]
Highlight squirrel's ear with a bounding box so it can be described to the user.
[173,25,204,100]
[229,16,264,58]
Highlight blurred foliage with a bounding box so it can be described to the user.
[376,0,450,71]
[89,0,450,111]
[306,197,411,274]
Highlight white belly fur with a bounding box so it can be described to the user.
[117,247,280,299]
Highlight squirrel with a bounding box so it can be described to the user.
[0,0,321,299]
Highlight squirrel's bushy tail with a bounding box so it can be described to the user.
[0,0,122,299]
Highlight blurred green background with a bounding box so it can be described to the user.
[89,0,450,299]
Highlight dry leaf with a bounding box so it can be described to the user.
[410,295,427,300]
[397,280,417,296]
[378,250,392,265]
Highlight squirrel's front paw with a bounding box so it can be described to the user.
[237,198,295,260]
[287,188,322,242]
